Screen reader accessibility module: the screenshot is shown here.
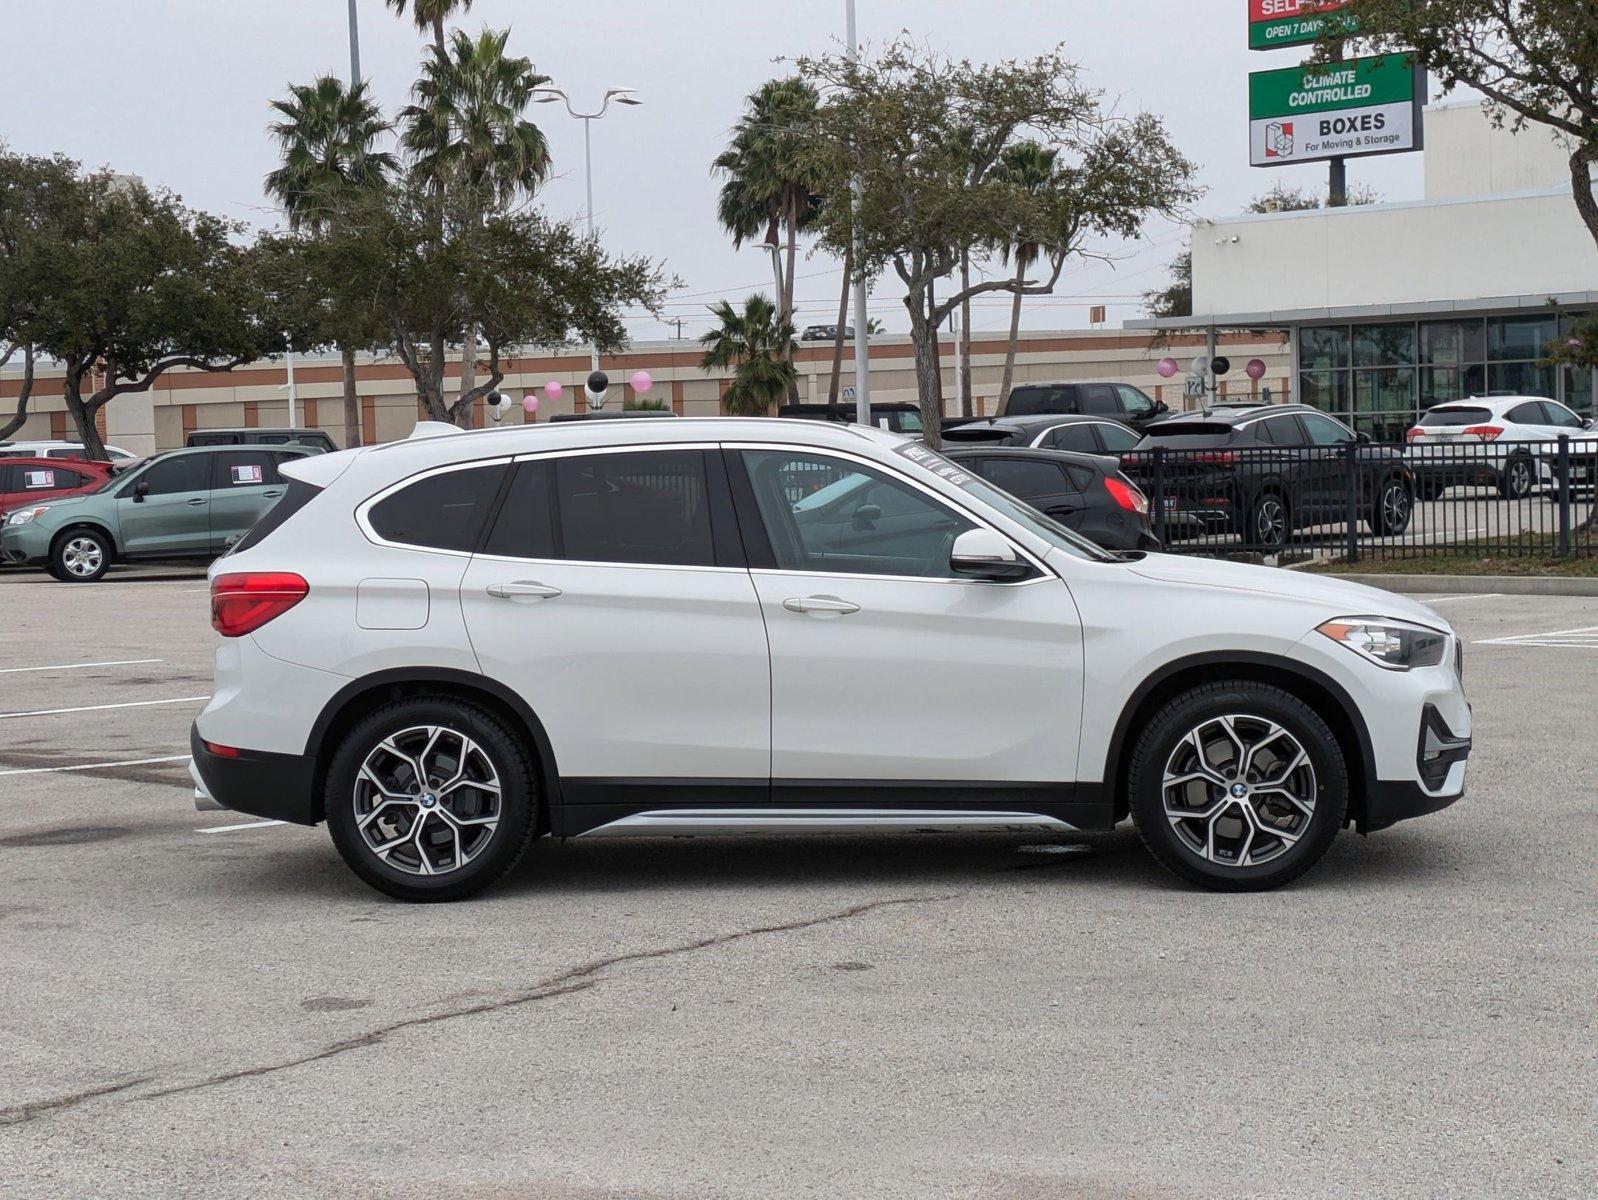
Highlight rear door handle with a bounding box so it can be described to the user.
[486,581,563,600]
[262,489,283,499]
[783,595,861,616]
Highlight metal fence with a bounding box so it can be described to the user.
[1119,437,1598,563]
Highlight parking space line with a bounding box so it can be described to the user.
[0,658,162,675]
[1475,624,1598,648]
[196,820,285,834]
[0,696,210,720]
[1422,595,1502,604]
[0,754,190,777]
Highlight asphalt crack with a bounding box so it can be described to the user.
[1,893,950,1123]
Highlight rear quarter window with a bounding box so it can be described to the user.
[368,463,509,552]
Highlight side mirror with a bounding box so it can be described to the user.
[133,480,149,502]
[1585,419,1596,431]
[1356,432,1373,445]
[950,528,1031,580]
[1152,400,1169,415]
[851,503,882,532]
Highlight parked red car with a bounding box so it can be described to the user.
[0,457,115,523]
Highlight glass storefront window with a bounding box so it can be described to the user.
[1298,371,1348,412]
[1564,367,1594,418]
[1418,366,1469,408]
[1299,326,1349,371]
[1354,367,1415,443]
[1354,323,1416,367]
[1489,314,1558,361]
[1419,319,1486,366]
[1488,361,1556,397]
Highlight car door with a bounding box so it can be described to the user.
[114,453,214,557]
[457,446,771,805]
[1295,411,1358,522]
[731,446,1082,797]
[208,449,288,552]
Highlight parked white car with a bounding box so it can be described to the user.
[0,439,137,462]
[1404,396,1597,499]
[191,418,1471,901]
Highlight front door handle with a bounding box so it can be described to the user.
[783,595,861,616]
[486,580,563,600]
[186,498,208,506]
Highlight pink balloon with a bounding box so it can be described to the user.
[1157,356,1179,379]
[522,394,539,415]
[542,380,563,401]
[630,370,654,395]
[1245,358,1268,381]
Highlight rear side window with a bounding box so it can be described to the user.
[213,450,283,489]
[20,466,64,489]
[368,463,508,552]
[979,459,1072,500]
[1043,424,1098,453]
[554,450,715,567]
[230,481,324,555]
[1005,386,1074,417]
[1420,406,1491,427]
[1079,385,1119,415]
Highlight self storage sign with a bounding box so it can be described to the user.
[1249,54,1424,167]
[1249,0,1353,50]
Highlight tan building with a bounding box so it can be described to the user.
[2,328,1289,456]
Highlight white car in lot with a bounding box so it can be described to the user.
[1404,396,1597,499]
[191,419,1471,901]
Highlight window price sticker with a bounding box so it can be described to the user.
[231,464,264,485]
[24,470,56,489]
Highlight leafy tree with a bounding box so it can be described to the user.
[1322,1,1598,250]
[26,173,283,461]
[795,39,1199,445]
[0,150,78,440]
[698,293,797,416]
[384,0,473,52]
[988,141,1061,405]
[265,75,396,446]
[313,175,665,425]
[402,27,552,414]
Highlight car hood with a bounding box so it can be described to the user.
[1126,553,1446,627]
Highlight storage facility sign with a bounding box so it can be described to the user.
[1249,54,1424,167]
[1249,0,1353,50]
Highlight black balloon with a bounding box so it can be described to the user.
[586,370,610,396]
[1211,356,1231,376]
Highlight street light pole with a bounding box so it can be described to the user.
[347,0,361,84]
[847,0,872,427]
[535,86,642,383]
[285,343,299,428]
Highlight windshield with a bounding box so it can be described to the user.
[893,441,1116,562]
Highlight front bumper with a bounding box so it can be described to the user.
[0,523,50,565]
[1361,703,1471,833]
[188,724,320,826]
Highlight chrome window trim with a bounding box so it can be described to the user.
[1027,419,1118,449]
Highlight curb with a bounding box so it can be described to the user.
[1322,573,1598,597]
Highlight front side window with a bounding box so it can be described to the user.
[554,450,715,567]
[1301,413,1355,446]
[1541,403,1584,430]
[368,463,508,552]
[742,450,976,579]
[1116,386,1156,419]
[129,454,210,498]
[1095,423,1142,454]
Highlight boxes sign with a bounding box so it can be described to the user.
[1248,0,1353,50]
[1249,53,1424,167]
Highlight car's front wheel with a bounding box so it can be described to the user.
[325,698,539,902]
[1367,476,1413,535]
[48,528,112,582]
[1499,454,1535,500]
[1128,682,1348,891]
[1248,491,1289,550]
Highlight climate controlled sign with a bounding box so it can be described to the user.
[1248,0,1352,50]
[1249,53,1424,167]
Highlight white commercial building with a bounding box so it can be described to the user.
[1132,102,1598,441]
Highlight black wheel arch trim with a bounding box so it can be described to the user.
[303,667,563,822]
[1101,650,1377,823]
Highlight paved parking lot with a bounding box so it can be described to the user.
[0,567,1592,1198]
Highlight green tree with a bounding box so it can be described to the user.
[384,0,473,52]
[401,27,552,418]
[698,293,797,416]
[1322,1,1598,250]
[988,141,1060,405]
[0,150,78,440]
[265,74,396,447]
[795,40,1200,445]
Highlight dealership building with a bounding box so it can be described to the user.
[1131,101,1598,442]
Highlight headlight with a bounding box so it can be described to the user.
[1316,617,1450,671]
[5,506,49,527]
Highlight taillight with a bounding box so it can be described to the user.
[1405,427,1426,442]
[210,572,308,637]
[1104,476,1149,515]
[1461,425,1502,441]
[1192,451,1239,466]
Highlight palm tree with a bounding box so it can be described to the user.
[699,294,797,417]
[385,0,473,52]
[265,75,396,448]
[401,28,551,421]
[989,141,1060,407]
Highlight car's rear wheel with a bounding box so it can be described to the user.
[325,698,538,902]
[1499,454,1534,500]
[1367,476,1413,535]
[48,528,111,582]
[1128,681,1348,891]
[1248,492,1289,549]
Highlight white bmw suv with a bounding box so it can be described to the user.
[191,418,1471,901]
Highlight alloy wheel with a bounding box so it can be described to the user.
[1382,482,1411,532]
[1161,714,1317,868]
[1254,498,1286,546]
[61,536,104,578]
[1507,459,1531,497]
[353,725,502,877]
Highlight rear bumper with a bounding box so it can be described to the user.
[188,724,320,826]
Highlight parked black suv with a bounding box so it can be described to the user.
[779,402,925,438]
[187,427,336,453]
[1121,405,1414,549]
[943,446,1156,553]
[999,380,1169,428]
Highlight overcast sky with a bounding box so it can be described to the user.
[3,1,1442,340]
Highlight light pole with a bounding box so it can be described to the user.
[846,0,872,426]
[346,0,361,84]
[534,86,643,381]
[283,342,299,428]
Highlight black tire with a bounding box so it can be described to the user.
[48,527,112,582]
[1248,491,1289,550]
[1415,479,1443,502]
[325,698,539,902]
[1499,454,1534,500]
[1367,476,1413,536]
[1128,681,1348,892]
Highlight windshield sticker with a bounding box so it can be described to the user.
[230,464,264,485]
[24,470,56,489]
[893,440,974,487]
